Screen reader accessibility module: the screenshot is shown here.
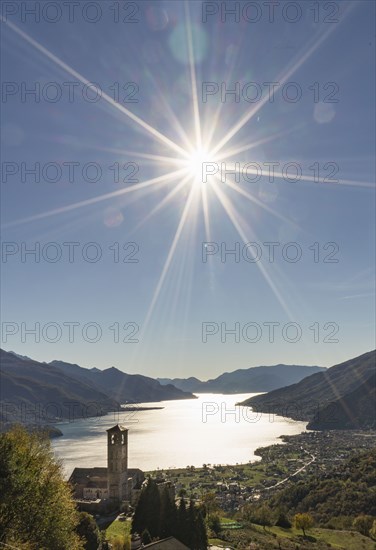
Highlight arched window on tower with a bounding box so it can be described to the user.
[122,434,125,445]
[111,434,115,445]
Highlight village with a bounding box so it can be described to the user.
[147,430,376,513]
[68,425,376,518]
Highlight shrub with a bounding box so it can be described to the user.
[353,515,374,537]
[275,511,292,528]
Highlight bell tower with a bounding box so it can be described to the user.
[107,424,128,502]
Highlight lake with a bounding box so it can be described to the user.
[52,393,307,477]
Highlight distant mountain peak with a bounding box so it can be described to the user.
[157,364,326,394]
[7,350,34,362]
[239,349,376,430]
[1,350,197,429]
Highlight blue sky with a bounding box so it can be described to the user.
[1,1,375,378]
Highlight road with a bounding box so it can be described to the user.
[264,449,316,491]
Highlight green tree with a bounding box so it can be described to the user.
[195,508,208,550]
[132,481,207,549]
[202,492,218,516]
[188,500,207,549]
[241,503,258,525]
[275,510,292,528]
[132,478,161,538]
[159,487,177,539]
[141,529,152,544]
[131,485,146,535]
[353,515,374,537]
[177,497,190,545]
[257,505,274,532]
[208,513,221,536]
[294,513,314,537]
[0,426,83,549]
[75,512,101,550]
[186,500,196,548]
[144,479,161,538]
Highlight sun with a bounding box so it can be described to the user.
[184,147,211,182]
[6,6,329,329]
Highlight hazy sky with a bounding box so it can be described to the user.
[1,1,375,378]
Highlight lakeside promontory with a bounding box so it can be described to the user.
[238,349,376,430]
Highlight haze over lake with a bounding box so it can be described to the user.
[52,393,307,477]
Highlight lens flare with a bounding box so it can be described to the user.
[1,2,363,341]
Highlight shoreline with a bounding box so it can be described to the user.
[50,394,311,475]
[145,429,376,506]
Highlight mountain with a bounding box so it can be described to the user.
[47,360,103,387]
[0,350,197,431]
[8,350,35,362]
[50,360,196,403]
[157,377,206,393]
[158,364,326,394]
[307,372,376,430]
[0,349,120,423]
[238,350,376,430]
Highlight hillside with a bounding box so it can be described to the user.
[157,376,206,393]
[307,372,376,430]
[239,349,376,429]
[268,447,376,522]
[0,350,197,430]
[158,364,325,394]
[0,349,120,423]
[50,360,196,403]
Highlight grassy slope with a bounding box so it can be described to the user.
[105,518,131,544]
[212,523,376,549]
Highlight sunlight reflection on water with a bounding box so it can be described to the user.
[52,393,307,477]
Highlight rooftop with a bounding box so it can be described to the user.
[142,537,190,550]
[69,467,143,485]
[106,424,128,433]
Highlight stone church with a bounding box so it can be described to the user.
[69,425,144,510]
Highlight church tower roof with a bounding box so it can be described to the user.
[106,424,128,433]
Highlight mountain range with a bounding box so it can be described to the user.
[238,349,376,430]
[157,364,326,394]
[49,360,195,404]
[2,348,374,432]
[0,349,195,426]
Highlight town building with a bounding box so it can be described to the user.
[69,424,144,511]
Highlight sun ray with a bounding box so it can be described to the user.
[86,145,186,167]
[210,6,354,158]
[3,167,188,228]
[142,183,198,333]
[220,175,298,227]
[131,174,192,234]
[1,17,190,159]
[210,177,295,319]
[214,128,298,163]
[144,70,194,152]
[184,0,202,150]
[201,182,211,243]
[217,161,374,189]
[204,25,248,151]
[2,0,369,345]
